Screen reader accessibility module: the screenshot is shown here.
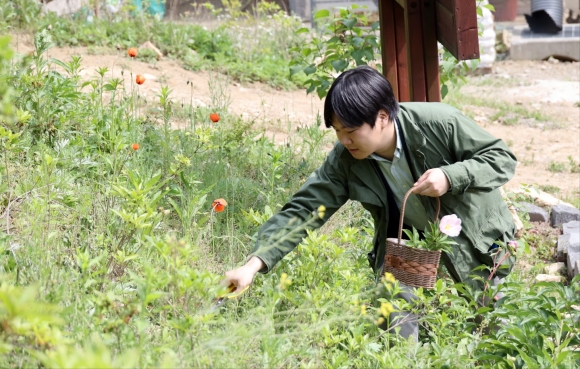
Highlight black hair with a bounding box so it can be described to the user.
[323,66,399,129]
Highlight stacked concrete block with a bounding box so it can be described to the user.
[558,219,580,278]
[518,202,550,222]
[551,205,580,227]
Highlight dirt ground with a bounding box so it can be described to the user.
[10,36,580,199]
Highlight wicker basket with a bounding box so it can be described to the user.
[382,188,442,289]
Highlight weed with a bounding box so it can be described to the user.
[548,161,567,173]
[445,92,555,125]
[520,153,535,166]
[568,155,580,173]
[1,12,580,369]
[539,184,560,194]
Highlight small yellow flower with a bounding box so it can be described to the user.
[279,273,292,290]
[317,205,326,219]
[360,304,367,315]
[379,302,395,317]
[377,317,385,325]
[383,272,396,284]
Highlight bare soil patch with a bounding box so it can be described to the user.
[11,36,580,199]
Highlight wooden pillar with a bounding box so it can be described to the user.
[421,0,441,102]
[394,3,410,102]
[405,0,427,101]
[379,0,438,102]
[379,0,399,100]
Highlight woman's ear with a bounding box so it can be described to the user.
[378,110,390,127]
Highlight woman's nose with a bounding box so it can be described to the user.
[337,132,352,145]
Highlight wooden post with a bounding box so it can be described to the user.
[405,0,427,101]
[379,0,399,100]
[378,0,479,103]
[394,3,410,102]
[422,0,441,101]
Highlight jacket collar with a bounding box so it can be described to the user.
[397,111,426,153]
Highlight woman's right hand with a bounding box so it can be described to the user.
[223,256,265,294]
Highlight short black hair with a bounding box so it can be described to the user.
[324,66,399,129]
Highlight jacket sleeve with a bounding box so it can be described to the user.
[248,144,350,273]
[437,111,517,195]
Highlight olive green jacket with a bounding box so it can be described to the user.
[249,102,518,287]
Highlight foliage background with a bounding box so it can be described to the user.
[0,1,579,368]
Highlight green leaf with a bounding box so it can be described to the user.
[314,9,330,19]
[295,27,310,34]
[441,84,449,99]
[343,18,357,29]
[352,37,364,47]
[331,59,348,72]
[352,50,364,65]
[476,306,493,315]
[371,21,380,30]
[50,58,71,74]
[289,65,303,77]
[303,65,317,75]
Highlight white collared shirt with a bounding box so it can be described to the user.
[369,123,431,231]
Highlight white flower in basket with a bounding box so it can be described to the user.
[402,214,462,253]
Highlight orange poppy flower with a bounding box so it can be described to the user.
[212,198,228,213]
[128,48,138,58]
[210,113,220,123]
[131,143,140,151]
[136,74,146,85]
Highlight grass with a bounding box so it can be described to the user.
[0,0,305,90]
[539,184,561,194]
[444,89,556,126]
[548,161,568,173]
[1,4,580,368]
[469,75,532,88]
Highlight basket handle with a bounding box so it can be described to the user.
[397,188,440,245]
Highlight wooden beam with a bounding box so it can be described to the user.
[435,0,480,60]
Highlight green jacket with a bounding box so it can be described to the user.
[249,102,518,288]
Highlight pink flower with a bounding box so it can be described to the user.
[439,214,462,237]
[508,240,518,252]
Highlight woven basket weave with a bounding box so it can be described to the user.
[382,188,442,289]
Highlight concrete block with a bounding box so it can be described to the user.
[567,250,580,278]
[510,25,580,61]
[43,0,84,17]
[545,262,566,275]
[551,204,580,227]
[535,274,563,283]
[563,221,580,235]
[557,233,580,260]
[517,202,549,222]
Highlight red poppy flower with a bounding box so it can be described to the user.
[210,113,220,123]
[136,74,146,85]
[212,198,227,213]
[128,48,138,58]
[131,143,140,151]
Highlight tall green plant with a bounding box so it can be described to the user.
[290,4,489,99]
[289,6,380,98]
